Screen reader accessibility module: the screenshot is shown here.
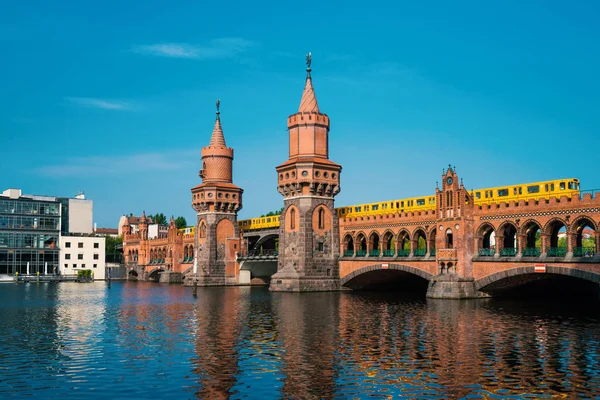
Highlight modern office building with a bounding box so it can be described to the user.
[0,188,106,279]
[0,189,61,275]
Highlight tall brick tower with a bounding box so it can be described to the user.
[270,54,342,292]
[428,165,477,298]
[190,100,243,286]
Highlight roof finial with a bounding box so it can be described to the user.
[306,52,312,73]
[216,98,220,119]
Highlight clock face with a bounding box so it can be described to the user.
[446,177,453,185]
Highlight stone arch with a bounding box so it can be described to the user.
[255,233,278,253]
[367,231,380,255]
[520,219,542,253]
[476,222,496,255]
[356,231,367,255]
[343,233,354,256]
[147,267,164,281]
[544,217,569,251]
[571,216,596,256]
[428,228,437,255]
[286,205,299,232]
[341,263,434,287]
[413,227,427,256]
[397,230,411,256]
[216,218,235,247]
[497,221,517,252]
[381,230,395,255]
[475,266,600,292]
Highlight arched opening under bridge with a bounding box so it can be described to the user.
[476,266,600,300]
[572,217,596,257]
[342,264,432,293]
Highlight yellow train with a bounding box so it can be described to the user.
[178,226,196,235]
[238,178,580,231]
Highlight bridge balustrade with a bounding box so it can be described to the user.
[430,249,436,256]
[478,248,495,257]
[499,248,517,257]
[414,248,427,257]
[547,247,567,257]
[343,250,354,257]
[356,250,366,257]
[368,250,380,257]
[382,249,395,257]
[521,248,541,257]
[573,247,595,257]
[398,249,410,257]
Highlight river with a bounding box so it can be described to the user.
[0,281,598,398]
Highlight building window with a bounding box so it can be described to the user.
[317,242,324,251]
[65,242,71,248]
[73,264,77,268]
[318,208,325,229]
[78,254,83,260]
[93,264,97,268]
[65,254,71,260]
[78,242,83,248]
[93,254,99,260]
[81,264,86,268]
[94,243,99,249]
[290,208,296,230]
[64,263,68,268]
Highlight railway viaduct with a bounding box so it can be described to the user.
[122,55,600,298]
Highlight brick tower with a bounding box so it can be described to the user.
[270,54,342,292]
[427,165,478,298]
[189,100,243,286]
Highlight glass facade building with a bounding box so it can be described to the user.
[0,196,60,274]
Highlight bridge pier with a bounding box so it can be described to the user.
[426,274,483,299]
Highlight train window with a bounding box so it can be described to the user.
[365,206,369,211]
[551,183,555,191]
[355,207,361,212]
[267,218,271,223]
[401,201,404,207]
[519,187,522,195]
[498,189,508,197]
[476,192,481,199]
[429,198,435,204]
[372,205,379,211]
[416,199,425,206]
[396,202,399,208]
[545,184,548,192]
[513,188,517,195]
[485,191,488,198]
[528,185,540,194]
[560,182,565,190]
[568,181,578,190]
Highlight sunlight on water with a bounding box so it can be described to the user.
[0,282,599,398]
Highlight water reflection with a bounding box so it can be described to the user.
[0,282,599,398]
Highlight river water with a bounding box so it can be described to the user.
[0,281,599,399]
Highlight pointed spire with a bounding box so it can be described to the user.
[209,99,227,147]
[298,52,319,113]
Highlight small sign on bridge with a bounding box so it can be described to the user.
[382,263,389,269]
[534,264,546,273]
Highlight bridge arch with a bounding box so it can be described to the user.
[475,266,600,296]
[382,230,395,253]
[147,267,164,281]
[520,219,542,250]
[571,216,597,255]
[476,222,495,254]
[356,232,367,255]
[367,231,380,255]
[341,263,434,291]
[397,230,411,255]
[544,217,569,249]
[343,234,354,255]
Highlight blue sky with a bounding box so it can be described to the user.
[1,0,599,227]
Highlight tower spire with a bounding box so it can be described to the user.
[209,99,226,147]
[298,52,319,113]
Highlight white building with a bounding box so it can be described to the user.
[59,236,106,280]
[148,224,168,239]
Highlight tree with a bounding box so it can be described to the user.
[175,216,187,229]
[260,207,284,217]
[148,213,167,225]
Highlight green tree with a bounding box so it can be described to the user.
[105,235,123,255]
[148,213,167,225]
[175,216,187,229]
[260,207,284,217]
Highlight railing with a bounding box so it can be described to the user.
[580,189,600,200]
[547,247,567,257]
[369,250,380,257]
[522,247,541,257]
[246,249,278,257]
[382,249,395,257]
[356,250,366,257]
[343,250,354,257]
[430,249,436,257]
[414,248,427,257]
[398,249,410,257]
[573,247,596,257]
[478,248,495,257]
[500,248,517,257]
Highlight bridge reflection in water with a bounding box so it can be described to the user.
[1,282,599,398]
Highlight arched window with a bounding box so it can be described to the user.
[290,208,296,230]
[446,229,453,248]
[318,208,325,229]
[199,223,206,238]
[446,191,453,207]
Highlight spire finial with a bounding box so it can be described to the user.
[216,99,220,119]
[306,52,312,72]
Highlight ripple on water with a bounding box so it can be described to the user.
[0,283,599,398]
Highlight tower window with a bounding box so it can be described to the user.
[318,208,325,229]
[446,229,453,248]
[290,208,296,230]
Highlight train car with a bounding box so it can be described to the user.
[472,178,579,205]
[239,215,280,231]
[178,226,196,236]
[336,195,436,220]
